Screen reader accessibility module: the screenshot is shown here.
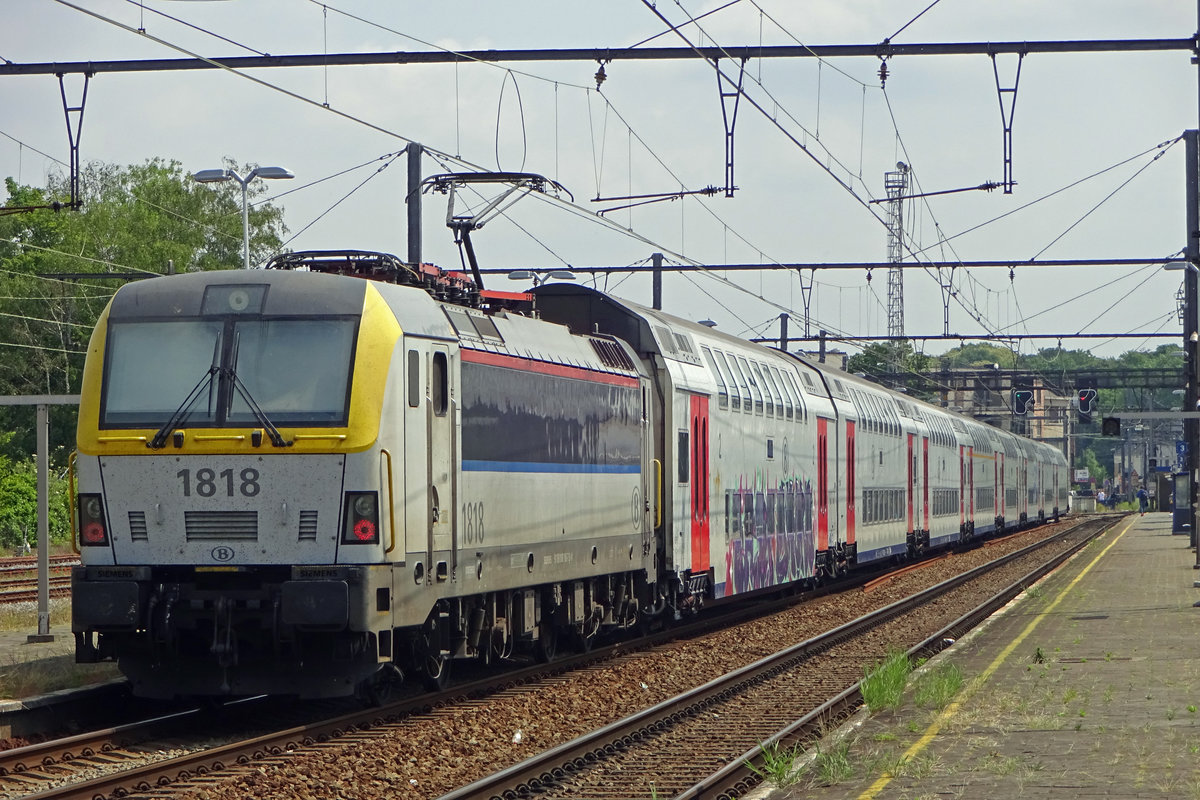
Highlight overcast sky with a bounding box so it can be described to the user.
[2,1,1197,360]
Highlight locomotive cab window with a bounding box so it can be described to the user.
[102,316,357,428]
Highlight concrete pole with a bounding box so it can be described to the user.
[29,403,53,642]
[651,252,663,310]
[1185,130,1200,552]
[407,142,423,265]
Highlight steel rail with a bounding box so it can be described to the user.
[685,514,1121,800]
[5,521,1084,800]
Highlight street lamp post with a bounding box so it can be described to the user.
[506,269,576,286]
[193,166,294,269]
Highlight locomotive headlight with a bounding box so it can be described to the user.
[353,494,375,518]
[227,289,250,312]
[342,491,380,545]
[84,497,102,519]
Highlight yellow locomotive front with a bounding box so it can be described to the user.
[71,268,403,700]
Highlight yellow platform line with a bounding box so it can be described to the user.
[856,517,1135,799]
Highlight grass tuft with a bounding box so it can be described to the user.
[913,661,964,710]
[861,649,911,712]
[746,741,807,788]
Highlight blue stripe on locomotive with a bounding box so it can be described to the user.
[463,460,641,474]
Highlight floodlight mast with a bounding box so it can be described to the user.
[193,166,294,269]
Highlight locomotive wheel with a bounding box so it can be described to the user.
[414,630,450,691]
[574,615,601,653]
[535,618,558,663]
[420,649,449,691]
[357,664,401,707]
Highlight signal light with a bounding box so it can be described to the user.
[1101,417,1121,437]
[1013,389,1033,415]
[77,494,110,547]
[1077,388,1097,423]
[1077,388,1097,413]
[342,492,380,545]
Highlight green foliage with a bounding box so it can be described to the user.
[912,661,964,709]
[746,740,808,787]
[0,157,288,460]
[940,342,1017,369]
[1077,448,1109,483]
[861,648,912,712]
[0,453,70,550]
[845,341,936,400]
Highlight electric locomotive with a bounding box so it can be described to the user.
[71,252,655,700]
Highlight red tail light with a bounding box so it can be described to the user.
[78,494,110,547]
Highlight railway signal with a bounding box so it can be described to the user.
[1077,387,1097,423]
[1013,389,1033,415]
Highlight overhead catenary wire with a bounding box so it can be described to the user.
[37,0,1190,357]
[54,0,797,316]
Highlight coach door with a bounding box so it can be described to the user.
[1021,458,1028,520]
[428,345,456,581]
[959,446,966,531]
[817,418,830,552]
[922,437,930,532]
[845,420,856,548]
[968,447,975,526]
[689,395,710,575]
[907,434,915,535]
[995,452,1001,520]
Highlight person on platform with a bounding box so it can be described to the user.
[1137,487,1149,515]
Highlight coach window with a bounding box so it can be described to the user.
[738,356,764,415]
[728,356,752,412]
[431,352,448,416]
[407,350,420,408]
[752,363,775,417]
[772,367,792,422]
[766,365,786,419]
[713,350,740,411]
[768,365,792,421]
[787,372,807,422]
[702,346,728,409]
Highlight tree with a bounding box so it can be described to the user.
[846,340,936,400]
[940,342,1017,370]
[0,453,70,551]
[0,158,288,462]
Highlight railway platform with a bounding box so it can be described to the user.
[758,510,1200,800]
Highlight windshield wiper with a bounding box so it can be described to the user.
[222,366,293,448]
[147,367,219,449]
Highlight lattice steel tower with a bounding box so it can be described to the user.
[884,163,910,338]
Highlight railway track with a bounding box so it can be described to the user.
[0,556,77,604]
[0,517,1107,800]
[446,514,1117,800]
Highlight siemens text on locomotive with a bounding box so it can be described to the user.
[70,251,1068,701]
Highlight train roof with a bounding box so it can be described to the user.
[106,268,369,319]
